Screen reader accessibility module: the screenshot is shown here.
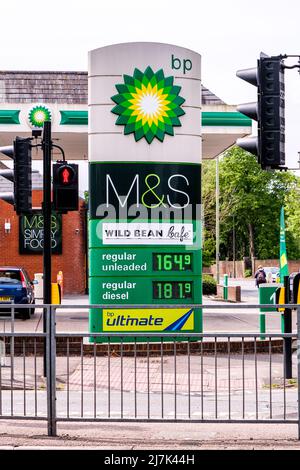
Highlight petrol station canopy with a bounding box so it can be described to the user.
[0,71,251,160]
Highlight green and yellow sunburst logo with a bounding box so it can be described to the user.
[28,105,51,128]
[111,67,185,144]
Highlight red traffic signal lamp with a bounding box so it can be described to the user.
[53,162,78,212]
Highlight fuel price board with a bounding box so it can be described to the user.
[88,42,202,341]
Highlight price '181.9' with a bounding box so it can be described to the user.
[153,281,193,299]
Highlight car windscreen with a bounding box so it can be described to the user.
[0,271,22,284]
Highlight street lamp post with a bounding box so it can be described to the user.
[233,214,236,278]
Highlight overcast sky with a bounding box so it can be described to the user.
[1,0,299,172]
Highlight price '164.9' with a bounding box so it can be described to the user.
[153,253,193,271]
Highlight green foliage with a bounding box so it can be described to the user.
[285,179,300,245]
[202,160,217,266]
[244,269,252,278]
[202,274,217,295]
[202,229,216,267]
[84,190,89,204]
[202,147,300,264]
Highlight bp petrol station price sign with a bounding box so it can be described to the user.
[88,43,202,340]
[153,253,193,271]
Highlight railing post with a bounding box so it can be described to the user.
[297,305,300,440]
[11,303,15,381]
[259,314,266,340]
[46,305,57,437]
[283,276,293,379]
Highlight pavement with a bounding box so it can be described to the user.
[0,421,299,449]
[1,351,298,393]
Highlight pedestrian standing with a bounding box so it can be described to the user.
[254,265,267,288]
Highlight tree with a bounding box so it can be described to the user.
[202,159,217,266]
[202,147,300,268]
[285,178,300,242]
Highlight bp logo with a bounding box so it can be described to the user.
[28,105,52,128]
[111,66,185,144]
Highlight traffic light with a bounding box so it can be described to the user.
[0,145,14,205]
[14,137,32,214]
[53,162,78,212]
[0,137,32,214]
[236,52,285,169]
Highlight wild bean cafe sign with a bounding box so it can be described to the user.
[19,211,62,254]
[88,43,202,341]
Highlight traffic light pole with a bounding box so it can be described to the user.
[42,121,52,377]
[283,275,293,379]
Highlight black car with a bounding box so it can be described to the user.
[0,267,35,320]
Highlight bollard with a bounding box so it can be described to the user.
[57,270,63,298]
[223,274,228,300]
[259,314,266,340]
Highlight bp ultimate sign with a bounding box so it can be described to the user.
[88,42,202,340]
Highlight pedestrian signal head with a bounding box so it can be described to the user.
[58,165,75,186]
[53,162,78,212]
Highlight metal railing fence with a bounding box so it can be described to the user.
[0,303,299,439]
